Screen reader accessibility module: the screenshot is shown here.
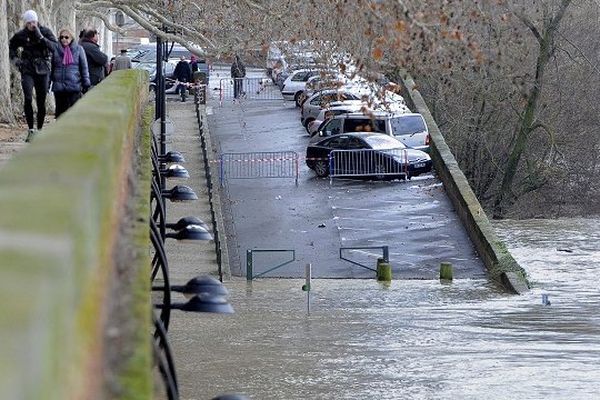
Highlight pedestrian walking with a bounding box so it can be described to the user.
[48,28,90,118]
[112,49,132,71]
[173,56,192,102]
[9,9,57,142]
[231,54,246,99]
[190,55,199,73]
[80,29,109,87]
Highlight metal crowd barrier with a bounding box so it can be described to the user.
[329,149,408,182]
[246,249,296,280]
[219,151,299,186]
[219,78,284,106]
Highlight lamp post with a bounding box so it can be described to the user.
[115,11,125,53]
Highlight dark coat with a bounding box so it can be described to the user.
[173,60,192,82]
[9,26,57,75]
[49,42,91,93]
[231,58,246,78]
[80,38,108,85]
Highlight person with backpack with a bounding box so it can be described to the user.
[9,10,57,142]
[230,54,246,99]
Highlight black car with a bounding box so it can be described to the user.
[305,133,432,179]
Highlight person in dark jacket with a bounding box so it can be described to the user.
[80,29,108,87]
[231,54,246,99]
[9,10,57,142]
[190,55,199,73]
[48,28,90,118]
[173,56,192,102]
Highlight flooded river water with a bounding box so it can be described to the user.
[169,218,600,399]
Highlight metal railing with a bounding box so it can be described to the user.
[194,90,224,278]
[339,246,389,272]
[329,148,409,182]
[219,78,284,105]
[246,249,296,280]
[219,151,299,186]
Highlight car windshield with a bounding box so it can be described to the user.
[390,115,426,135]
[363,135,405,150]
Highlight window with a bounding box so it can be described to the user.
[292,71,310,81]
[325,136,348,148]
[322,119,342,137]
[346,137,365,149]
[344,118,371,132]
[390,115,427,135]
[364,135,405,150]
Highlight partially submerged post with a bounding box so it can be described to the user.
[376,258,392,281]
[440,262,453,281]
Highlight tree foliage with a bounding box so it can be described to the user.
[2,0,598,217]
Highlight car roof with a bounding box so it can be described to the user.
[318,132,385,141]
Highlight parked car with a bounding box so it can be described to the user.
[300,89,366,128]
[298,74,347,106]
[281,69,323,106]
[313,112,430,151]
[307,103,367,136]
[306,133,432,179]
[134,61,176,90]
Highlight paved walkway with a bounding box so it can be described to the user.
[161,97,225,284]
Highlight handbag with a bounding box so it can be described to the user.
[33,58,51,75]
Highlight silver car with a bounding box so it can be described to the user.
[300,89,365,128]
[313,112,430,152]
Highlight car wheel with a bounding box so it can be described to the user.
[314,160,329,177]
[374,163,387,180]
[294,92,305,107]
[304,118,315,132]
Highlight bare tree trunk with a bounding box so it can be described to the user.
[492,0,573,219]
[0,0,15,123]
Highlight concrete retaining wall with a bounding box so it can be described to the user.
[397,73,530,294]
[0,70,152,399]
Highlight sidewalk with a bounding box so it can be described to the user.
[161,95,235,400]
[161,97,228,284]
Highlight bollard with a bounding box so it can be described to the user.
[376,258,392,281]
[440,262,453,281]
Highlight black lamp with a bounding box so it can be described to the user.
[159,164,190,179]
[162,185,198,201]
[166,216,209,232]
[161,293,234,314]
[165,224,212,241]
[172,275,229,297]
[158,151,186,163]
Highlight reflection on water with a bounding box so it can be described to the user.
[169,219,600,400]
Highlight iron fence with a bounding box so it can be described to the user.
[219,78,284,105]
[219,151,299,186]
[329,148,409,182]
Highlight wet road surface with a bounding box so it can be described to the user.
[207,66,485,279]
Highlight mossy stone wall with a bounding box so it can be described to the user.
[397,72,529,293]
[0,70,152,399]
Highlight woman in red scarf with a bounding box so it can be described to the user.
[49,28,91,117]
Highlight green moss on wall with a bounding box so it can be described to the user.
[0,69,152,399]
